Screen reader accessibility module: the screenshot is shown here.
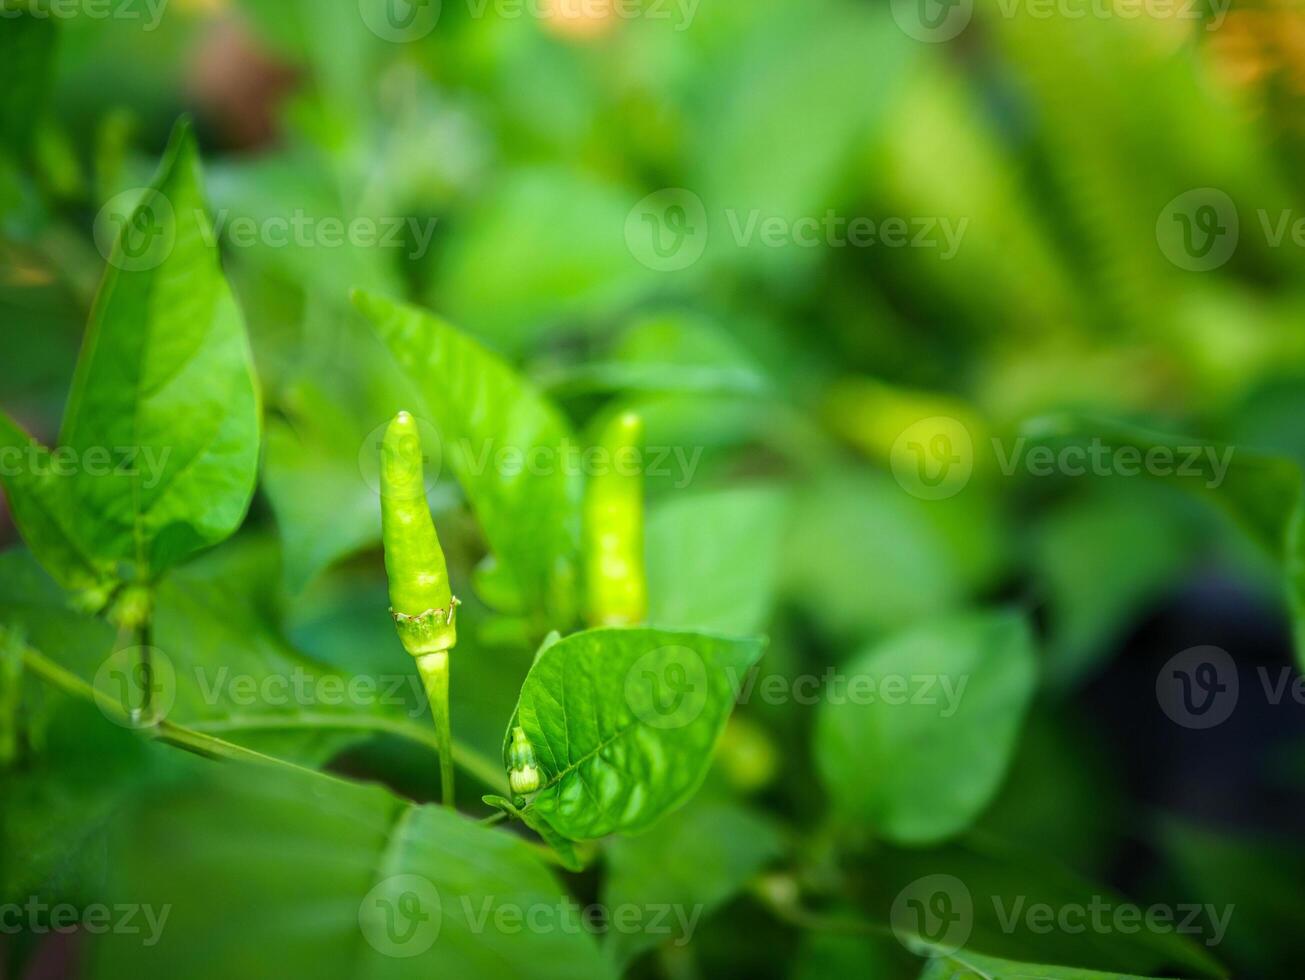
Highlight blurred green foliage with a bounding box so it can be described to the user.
[4,0,1305,977]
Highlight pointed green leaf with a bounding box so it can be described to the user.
[815,610,1037,845]
[918,950,1166,980]
[87,759,614,978]
[353,289,582,628]
[0,412,112,596]
[505,627,764,840]
[59,118,260,578]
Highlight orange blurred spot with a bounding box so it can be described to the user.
[540,0,617,40]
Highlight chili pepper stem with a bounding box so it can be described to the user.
[416,650,455,808]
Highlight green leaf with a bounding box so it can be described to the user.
[86,758,615,979]
[917,949,1165,980]
[353,289,582,628]
[815,610,1037,845]
[646,485,790,635]
[0,412,111,596]
[601,798,784,968]
[782,471,970,643]
[1162,821,1305,978]
[1032,482,1198,688]
[483,794,587,873]
[0,5,57,157]
[506,627,764,840]
[58,118,260,579]
[429,167,659,355]
[1025,415,1305,669]
[856,835,1226,978]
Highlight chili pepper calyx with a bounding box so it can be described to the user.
[390,596,461,656]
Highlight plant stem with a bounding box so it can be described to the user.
[416,650,455,808]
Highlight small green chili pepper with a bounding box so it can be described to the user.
[507,725,540,798]
[381,411,460,806]
[583,411,647,627]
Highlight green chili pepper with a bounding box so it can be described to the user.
[381,411,460,807]
[507,725,540,799]
[583,411,647,627]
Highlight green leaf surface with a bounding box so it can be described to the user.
[857,834,1225,978]
[917,949,1163,980]
[1025,415,1305,669]
[601,797,784,968]
[58,119,260,578]
[782,471,970,643]
[646,485,790,635]
[507,627,764,840]
[429,167,659,355]
[354,289,582,628]
[483,794,587,873]
[87,758,614,979]
[815,610,1037,845]
[1032,483,1198,688]
[0,411,110,595]
[0,543,471,775]
[1162,821,1305,978]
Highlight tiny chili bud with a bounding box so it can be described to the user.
[381,411,459,657]
[583,411,647,627]
[507,725,541,796]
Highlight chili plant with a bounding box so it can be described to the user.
[6,4,1305,980]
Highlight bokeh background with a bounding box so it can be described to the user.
[4,0,1305,977]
